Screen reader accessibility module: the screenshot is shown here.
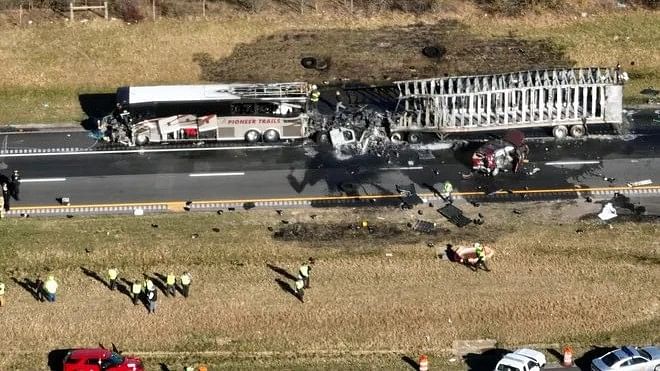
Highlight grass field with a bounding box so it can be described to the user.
[0,201,657,369]
[0,4,657,124]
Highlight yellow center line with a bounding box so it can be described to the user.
[11,185,660,212]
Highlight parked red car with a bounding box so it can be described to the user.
[63,348,143,371]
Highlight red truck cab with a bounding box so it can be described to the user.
[63,348,143,371]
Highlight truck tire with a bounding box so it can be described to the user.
[408,132,422,144]
[390,132,403,142]
[552,125,568,139]
[301,57,317,69]
[570,124,586,138]
[134,133,149,146]
[263,129,280,143]
[245,130,261,143]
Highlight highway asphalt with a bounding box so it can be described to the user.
[0,108,658,209]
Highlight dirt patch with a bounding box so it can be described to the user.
[273,221,450,245]
[194,21,573,84]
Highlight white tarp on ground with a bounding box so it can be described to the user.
[598,202,618,221]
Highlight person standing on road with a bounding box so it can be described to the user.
[11,170,21,200]
[131,279,142,305]
[309,85,321,112]
[107,268,118,291]
[180,271,192,298]
[440,180,454,204]
[298,257,315,289]
[1,183,9,212]
[147,286,157,314]
[166,273,176,297]
[43,275,58,302]
[294,277,305,303]
[335,90,347,113]
[0,278,6,307]
[473,243,490,272]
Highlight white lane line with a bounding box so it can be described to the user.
[189,172,245,177]
[20,177,67,183]
[545,160,601,166]
[0,145,289,157]
[378,166,424,171]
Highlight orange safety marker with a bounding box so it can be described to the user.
[563,346,573,367]
[419,354,429,371]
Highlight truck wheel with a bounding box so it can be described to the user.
[552,125,568,139]
[408,133,422,144]
[570,124,586,138]
[263,129,280,143]
[391,132,403,142]
[134,133,149,146]
[301,57,317,69]
[245,130,261,143]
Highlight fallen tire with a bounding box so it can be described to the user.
[315,58,328,71]
[301,57,317,69]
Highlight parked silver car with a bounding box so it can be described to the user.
[591,346,660,371]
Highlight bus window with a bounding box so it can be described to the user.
[256,103,275,115]
[231,103,255,116]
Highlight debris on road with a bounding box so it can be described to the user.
[412,220,436,233]
[438,204,472,227]
[528,167,541,175]
[627,179,652,187]
[396,184,423,209]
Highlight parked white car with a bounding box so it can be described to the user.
[591,346,660,371]
[495,348,547,371]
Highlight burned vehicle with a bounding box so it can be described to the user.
[471,131,529,176]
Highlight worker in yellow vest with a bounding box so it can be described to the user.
[0,279,5,307]
[180,272,192,298]
[309,85,321,111]
[43,275,58,302]
[131,279,142,305]
[107,268,118,291]
[474,243,490,272]
[166,273,176,297]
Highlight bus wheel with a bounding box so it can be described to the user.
[570,124,586,138]
[552,125,568,139]
[245,130,261,143]
[408,133,422,144]
[134,133,150,146]
[390,132,403,142]
[263,129,280,143]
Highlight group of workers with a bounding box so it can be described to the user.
[308,85,346,114]
[0,169,21,219]
[0,270,192,312]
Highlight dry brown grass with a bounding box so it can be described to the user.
[0,4,657,124]
[0,201,658,369]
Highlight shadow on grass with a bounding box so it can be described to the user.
[463,348,512,371]
[78,93,116,119]
[275,278,300,302]
[80,266,108,288]
[11,277,42,301]
[47,348,72,371]
[401,355,419,370]
[267,263,297,281]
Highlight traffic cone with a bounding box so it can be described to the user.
[418,354,429,371]
[562,346,573,367]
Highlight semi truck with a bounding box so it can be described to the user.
[96,67,625,147]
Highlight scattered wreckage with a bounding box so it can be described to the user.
[470,130,529,176]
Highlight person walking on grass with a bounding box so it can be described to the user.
[0,278,5,307]
[294,277,305,303]
[166,273,176,297]
[147,286,157,314]
[298,257,315,289]
[1,182,9,213]
[180,271,192,298]
[131,279,142,305]
[43,275,58,302]
[0,186,4,219]
[107,267,118,291]
[473,243,490,272]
